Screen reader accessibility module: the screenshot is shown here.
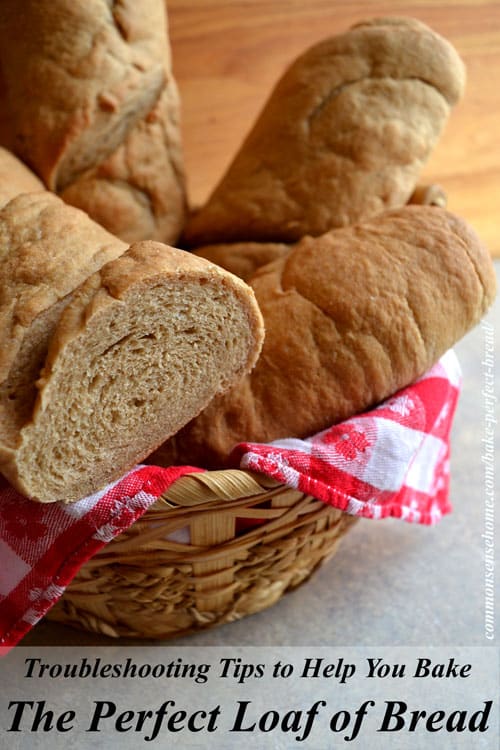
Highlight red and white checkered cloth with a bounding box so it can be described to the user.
[0,350,461,650]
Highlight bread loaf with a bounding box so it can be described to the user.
[0,0,186,243]
[183,17,465,246]
[59,85,186,244]
[151,206,496,469]
[0,241,264,502]
[193,184,448,281]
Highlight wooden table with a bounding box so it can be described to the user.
[168,0,500,256]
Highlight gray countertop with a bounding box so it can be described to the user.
[23,263,499,649]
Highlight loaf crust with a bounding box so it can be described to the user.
[192,184,448,281]
[58,6,187,244]
[153,206,496,468]
[0,192,126,446]
[184,17,465,246]
[0,0,167,190]
[0,243,264,502]
[60,85,186,244]
[0,0,186,243]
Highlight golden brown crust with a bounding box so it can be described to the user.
[183,17,466,246]
[0,0,166,191]
[0,193,126,379]
[60,84,187,244]
[191,183,447,281]
[0,0,186,244]
[155,206,496,468]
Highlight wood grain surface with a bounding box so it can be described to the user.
[167,1,500,257]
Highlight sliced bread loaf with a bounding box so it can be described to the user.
[0,241,264,502]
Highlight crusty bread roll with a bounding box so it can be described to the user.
[0,0,186,244]
[151,206,496,469]
[0,148,45,208]
[0,241,264,502]
[184,17,465,246]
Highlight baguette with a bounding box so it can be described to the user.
[151,206,496,469]
[184,17,465,246]
[0,0,186,243]
[0,241,264,502]
[193,184,448,281]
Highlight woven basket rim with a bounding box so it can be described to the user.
[49,468,357,640]
[155,467,283,510]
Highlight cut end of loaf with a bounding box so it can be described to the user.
[10,242,264,503]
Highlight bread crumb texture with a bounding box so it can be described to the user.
[0,242,263,502]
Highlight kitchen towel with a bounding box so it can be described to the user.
[0,349,461,649]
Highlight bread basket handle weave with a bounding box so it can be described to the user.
[160,469,279,506]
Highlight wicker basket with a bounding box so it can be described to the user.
[46,469,358,639]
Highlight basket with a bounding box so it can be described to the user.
[46,468,358,639]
